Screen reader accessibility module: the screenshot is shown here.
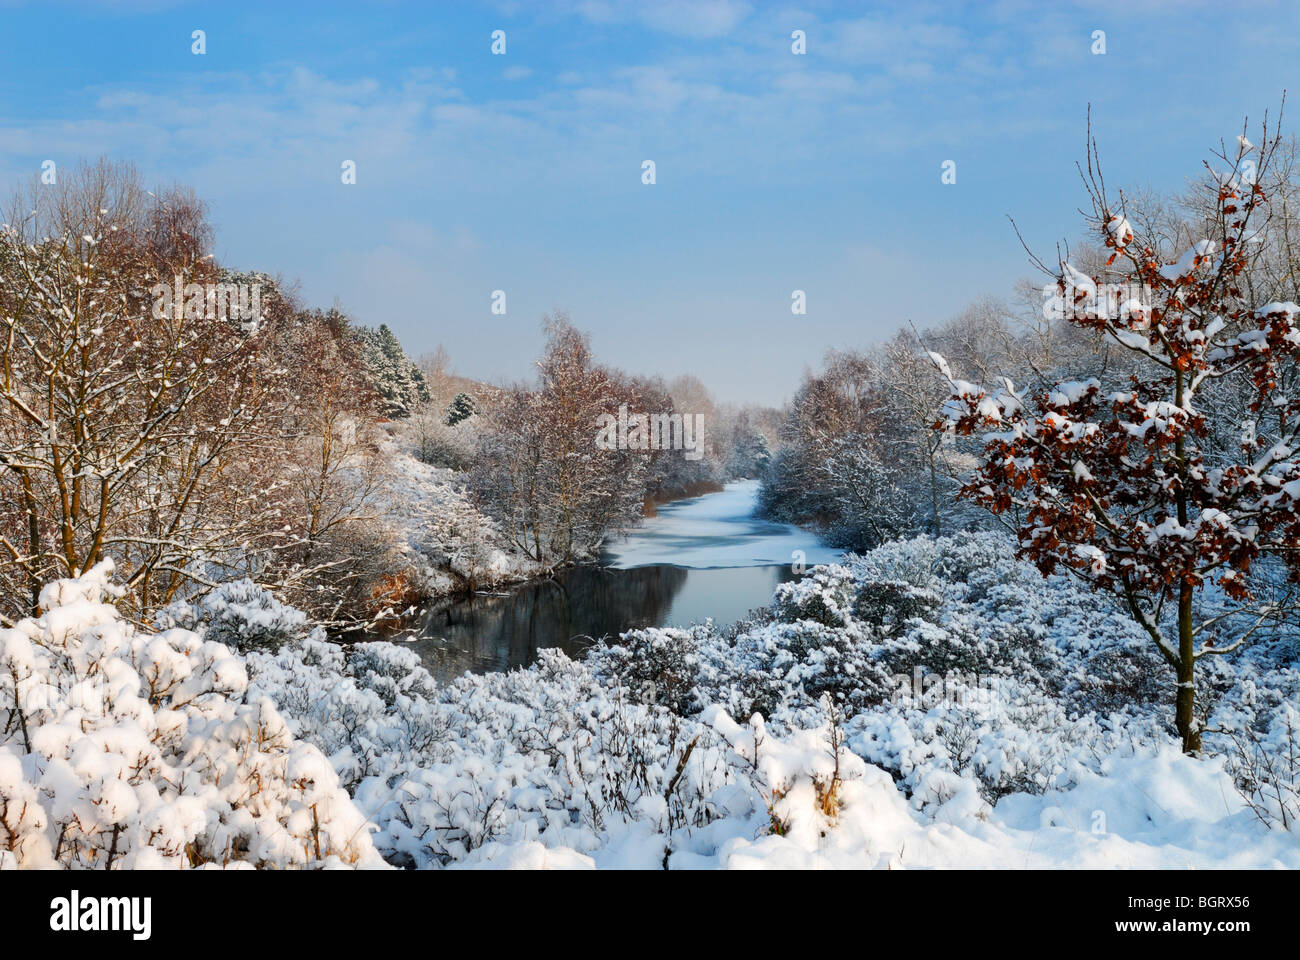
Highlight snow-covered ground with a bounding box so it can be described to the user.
[6,509,1295,870]
[604,480,842,569]
[245,531,1296,869]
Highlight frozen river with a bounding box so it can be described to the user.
[603,479,843,570]
[407,480,841,680]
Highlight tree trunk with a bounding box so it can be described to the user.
[1172,371,1201,754]
[1175,581,1200,753]
[927,442,942,538]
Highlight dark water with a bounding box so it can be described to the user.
[406,563,800,682]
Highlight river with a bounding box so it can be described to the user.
[405,480,840,681]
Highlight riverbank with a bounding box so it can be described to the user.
[384,454,794,617]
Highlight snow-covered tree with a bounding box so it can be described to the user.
[724,413,772,479]
[445,391,476,426]
[0,164,292,620]
[469,315,648,563]
[0,163,407,628]
[358,323,429,419]
[935,119,1300,752]
[759,354,922,549]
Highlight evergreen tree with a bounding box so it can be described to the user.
[446,391,476,426]
[359,323,429,418]
[726,420,772,478]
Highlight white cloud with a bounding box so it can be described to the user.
[567,0,752,37]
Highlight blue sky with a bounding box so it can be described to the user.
[2,0,1297,404]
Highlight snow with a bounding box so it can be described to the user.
[378,437,546,596]
[1106,215,1133,247]
[1114,329,1153,351]
[225,532,1300,869]
[5,396,1296,873]
[1255,300,1300,319]
[1159,239,1218,281]
[1047,379,1099,407]
[0,563,387,869]
[603,480,841,569]
[1060,261,1097,297]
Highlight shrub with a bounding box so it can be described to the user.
[156,578,311,653]
[0,562,384,869]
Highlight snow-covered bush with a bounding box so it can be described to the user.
[596,532,1296,817]
[224,525,1300,868]
[585,625,705,715]
[245,636,447,792]
[0,562,385,869]
[246,633,924,869]
[1211,667,1300,831]
[27,525,1275,871]
[400,404,480,469]
[247,642,748,868]
[851,579,942,635]
[156,578,312,653]
[769,564,859,627]
[384,444,542,597]
[704,699,858,841]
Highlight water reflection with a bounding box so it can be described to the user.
[407,563,798,682]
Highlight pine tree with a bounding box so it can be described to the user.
[446,391,476,426]
[359,323,429,418]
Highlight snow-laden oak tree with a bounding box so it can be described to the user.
[0,561,385,868]
[935,118,1300,752]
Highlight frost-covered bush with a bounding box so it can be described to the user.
[384,444,542,597]
[247,642,750,868]
[1210,667,1300,832]
[156,578,311,653]
[591,532,1281,814]
[230,527,1300,867]
[844,674,1166,808]
[725,618,889,717]
[851,579,942,635]
[247,631,916,869]
[6,529,1295,871]
[586,625,705,715]
[246,636,448,791]
[400,406,480,470]
[0,562,385,869]
[769,565,858,628]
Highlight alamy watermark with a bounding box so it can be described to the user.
[151,275,263,326]
[50,890,151,940]
[1043,281,1153,322]
[892,666,999,708]
[595,404,705,461]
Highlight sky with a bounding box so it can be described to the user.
[1,0,1297,405]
